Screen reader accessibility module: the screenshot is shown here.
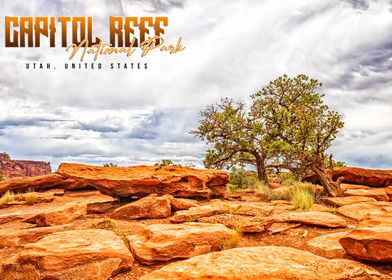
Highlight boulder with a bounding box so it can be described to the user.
[140,246,384,280]
[340,227,392,262]
[0,174,89,195]
[322,196,377,207]
[23,202,87,226]
[0,202,86,225]
[197,214,267,233]
[126,223,236,264]
[1,229,134,280]
[110,194,171,220]
[167,196,201,211]
[275,211,347,228]
[343,188,389,201]
[307,232,348,258]
[337,201,392,221]
[57,163,229,199]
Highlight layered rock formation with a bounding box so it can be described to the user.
[0,152,51,178]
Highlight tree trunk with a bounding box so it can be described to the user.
[255,154,269,183]
[313,162,344,197]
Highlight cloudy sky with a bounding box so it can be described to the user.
[0,0,392,170]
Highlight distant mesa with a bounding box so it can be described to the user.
[0,152,51,178]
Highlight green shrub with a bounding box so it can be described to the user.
[0,190,15,204]
[0,171,5,182]
[228,167,259,190]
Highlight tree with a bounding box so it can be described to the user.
[192,74,345,196]
[251,74,345,196]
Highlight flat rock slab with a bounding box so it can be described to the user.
[1,229,134,280]
[0,202,86,226]
[126,223,236,264]
[307,231,348,258]
[322,196,377,207]
[140,246,385,280]
[110,194,171,220]
[337,201,392,221]
[170,201,273,223]
[275,211,347,228]
[197,214,266,233]
[343,188,389,201]
[57,163,229,199]
[340,183,370,190]
[0,174,88,195]
[340,226,392,262]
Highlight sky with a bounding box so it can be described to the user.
[0,0,392,170]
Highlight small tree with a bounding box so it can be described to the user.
[192,74,345,196]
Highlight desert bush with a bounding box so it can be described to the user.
[0,190,15,204]
[325,206,337,213]
[154,159,180,167]
[0,172,5,182]
[219,225,243,250]
[291,188,314,211]
[24,192,37,205]
[93,219,117,230]
[103,163,118,167]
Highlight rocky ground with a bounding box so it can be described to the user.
[0,163,392,279]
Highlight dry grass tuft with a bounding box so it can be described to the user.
[0,190,15,204]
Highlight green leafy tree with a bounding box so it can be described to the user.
[103,163,118,167]
[192,74,345,196]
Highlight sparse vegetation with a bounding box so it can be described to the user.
[93,219,117,230]
[0,190,15,204]
[24,191,37,205]
[0,171,5,182]
[154,159,180,167]
[325,206,338,213]
[291,187,314,211]
[103,163,118,167]
[219,225,243,250]
[280,172,300,186]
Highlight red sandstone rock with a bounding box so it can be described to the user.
[0,174,90,195]
[140,246,383,280]
[274,211,347,228]
[126,223,236,264]
[110,194,171,220]
[0,153,51,178]
[1,229,134,280]
[197,214,266,233]
[343,188,389,201]
[337,201,392,221]
[57,163,229,199]
[340,227,392,262]
[322,196,377,207]
[305,167,392,188]
[307,232,348,258]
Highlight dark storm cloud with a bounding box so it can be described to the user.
[327,40,392,93]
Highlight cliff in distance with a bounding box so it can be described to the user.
[0,152,51,178]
